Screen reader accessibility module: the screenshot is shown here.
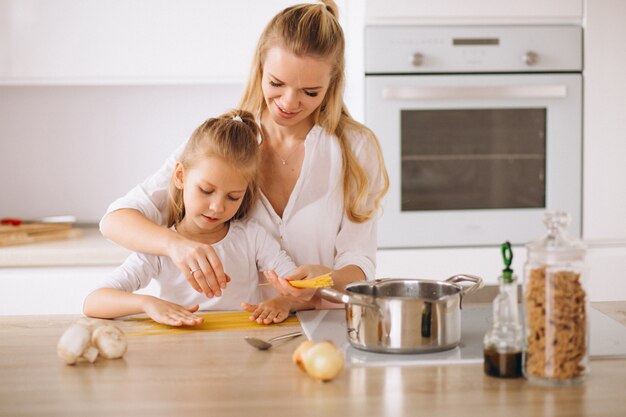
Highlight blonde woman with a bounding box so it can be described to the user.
[100,1,389,319]
[85,111,297,325]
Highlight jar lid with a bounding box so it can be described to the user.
[525,211,586,262]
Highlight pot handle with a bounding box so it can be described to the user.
[445,274,484,297]
[318,288,379,310]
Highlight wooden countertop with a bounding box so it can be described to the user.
[0,227,130,267]
[1,302,625,417]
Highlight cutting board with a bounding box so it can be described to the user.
[0,223,81,247]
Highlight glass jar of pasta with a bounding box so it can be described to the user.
[522,211,588,385]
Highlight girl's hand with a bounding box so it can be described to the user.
[141,296,204,327]
[241,297,292,325]
[168,235,229,298]
[264,265,332,302]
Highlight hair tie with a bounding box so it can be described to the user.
[232,115,243,122]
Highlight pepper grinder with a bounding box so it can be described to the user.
[483,241,524,378]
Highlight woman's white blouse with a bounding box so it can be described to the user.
[102,125,384,279]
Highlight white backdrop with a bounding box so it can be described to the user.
[0,84,241,222]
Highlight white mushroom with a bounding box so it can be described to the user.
[81,345,99,363]
[57,323,99,365]
[91,325,127,359]
[75,317,105,333]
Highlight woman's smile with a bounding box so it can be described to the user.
[274,101,301,119]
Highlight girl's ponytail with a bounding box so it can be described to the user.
[320,0,338,19]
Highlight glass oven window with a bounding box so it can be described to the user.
[401,108,546,211]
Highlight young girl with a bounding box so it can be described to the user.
[84,110,297,326]
[99,1,389,321]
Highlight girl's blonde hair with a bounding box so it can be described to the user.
[238,0,389,223]
[167,110,261,227]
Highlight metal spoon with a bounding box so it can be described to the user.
[244,331,303,350]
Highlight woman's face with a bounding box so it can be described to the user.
[261,46,333,129]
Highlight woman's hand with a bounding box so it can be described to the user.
[167,235,229,298]
[264,265,332,302]
[141,296,204,327]
[241,296,293,325]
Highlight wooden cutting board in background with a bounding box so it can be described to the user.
[0,223,82,247]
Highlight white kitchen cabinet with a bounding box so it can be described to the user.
[0,266,159,315]
[0,228,156,316]
[365,0,583,24]
[582,0,626,243]
[0,0,297,84]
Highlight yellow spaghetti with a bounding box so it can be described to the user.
[258,273,334,289]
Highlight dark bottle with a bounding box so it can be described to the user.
[483,242,523,379]
[484,347,523,378]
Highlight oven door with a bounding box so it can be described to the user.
[366,73,581,248]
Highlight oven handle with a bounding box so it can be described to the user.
[382,85,568,100]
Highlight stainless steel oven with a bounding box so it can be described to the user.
[365,25,582,248]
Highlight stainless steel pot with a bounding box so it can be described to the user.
[319,275,483,354]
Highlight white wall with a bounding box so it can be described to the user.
[0,84,241,222]
[0,0,363,223]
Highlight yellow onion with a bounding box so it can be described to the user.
[292,340,315,371]
[301,341,344,382]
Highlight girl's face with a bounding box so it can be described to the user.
[261,46,333,129]
[174,156,249,234]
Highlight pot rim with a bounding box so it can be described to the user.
[345,278,464,301]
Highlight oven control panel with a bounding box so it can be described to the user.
[365,25,582,74]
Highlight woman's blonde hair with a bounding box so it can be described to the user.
[238,0,389,223]
[167,110,261,227]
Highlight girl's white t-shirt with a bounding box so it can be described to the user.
[102,124,384,280]
[98,219,297,310]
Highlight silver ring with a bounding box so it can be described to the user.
[190,268,200,274]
